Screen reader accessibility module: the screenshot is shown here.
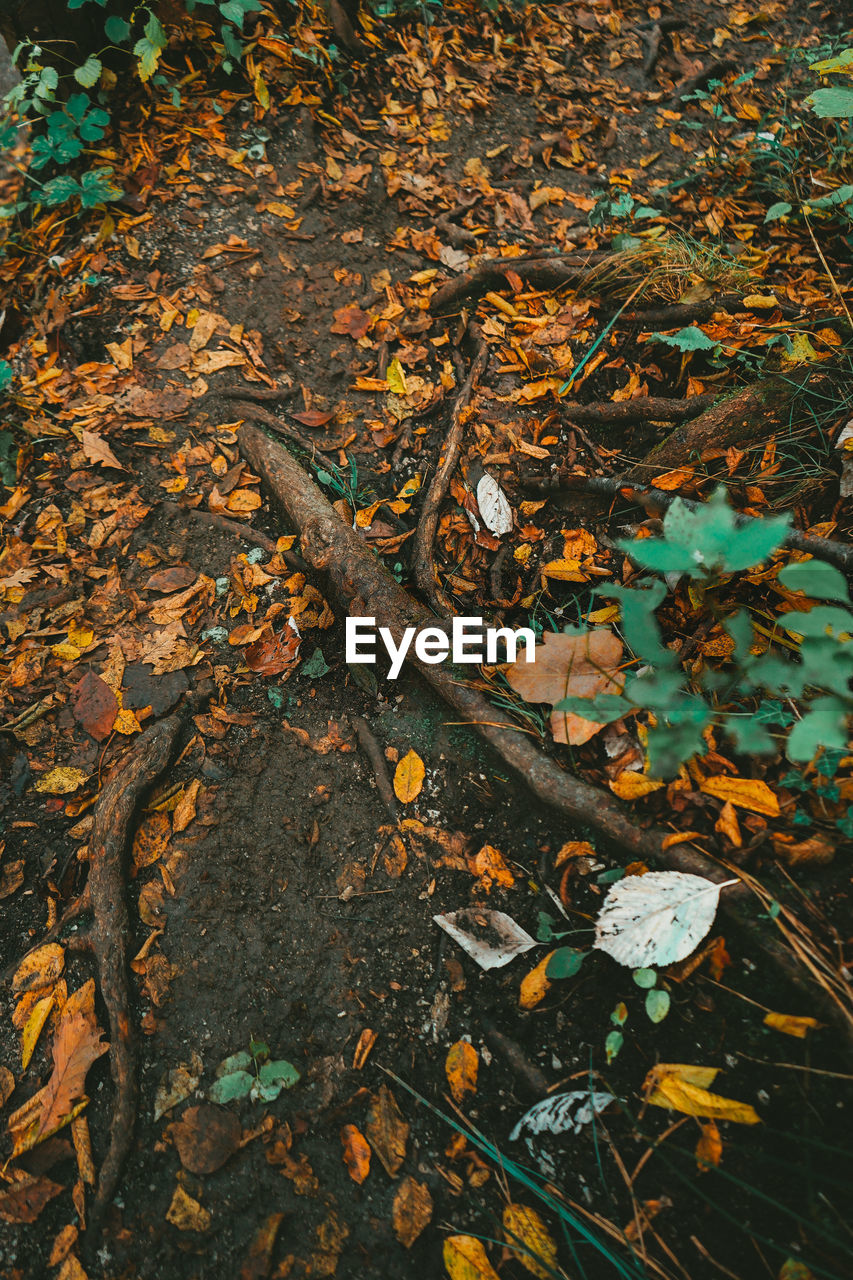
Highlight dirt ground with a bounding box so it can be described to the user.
[2,0,853,1277]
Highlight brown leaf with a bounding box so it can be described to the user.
[291,409,336,428]
[80,430,125,471]
[145,566,198,594]
[131,811,171,872]
[71,672,118,742]
[0,1065,14,1107]
[32,981,108,1144]
[0,1173,63,1223]
[0,860,25,899]
[239,1212,286,1280]
[244,627,301,675]
[171,1105,242,1174]
[340,1123,371,1184]
[330,305,370,339]
[392,1175,433,1247]
[365,1084,408,1177]
[445,1041,478,1104]
[506,629,623,745]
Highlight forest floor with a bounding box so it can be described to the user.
[2,1,853,1278]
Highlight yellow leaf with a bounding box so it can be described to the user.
[646,1067,760,1124]
[165,1183,211,1232]
[741,293,778,308]
[443,1235,500,1280]
[519,952,553,1009]
[13,943,65,995]
[265,202,296,219]
[113,708,141,736]
[34,767,88,795]
[541,558,587,582]
[661,831,703,849]
[609,772,664,800]
[503,1204,558,1280]
[699,775,779,817]
[645,1063,720,1090]
[386,359,409,395]
[763,1012,820,1039]
[392,1175,433,1248]
[394,750,425,804]
[554,840,594,866]
[445,1041,478,1103]
[471,844,514,891]
[21,994,54,1069]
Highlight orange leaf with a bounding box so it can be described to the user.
[506,629,623,747]
[695,1120,723,1170]
[519,953,553,1010]
[36,981,109,1139]
[394,750,425,804]
[445,1041,478,1104]
[763,1012,820,1039]
[340,1124,371,1184]
[392,1175,433,1248]
[699,775,779,817]
[609,772,664,800]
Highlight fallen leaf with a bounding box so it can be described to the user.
[503,1203,557,1280]
[34,767,89,795]
[394,749,425,804]
[171,1105,241,1174]
[154,1052,204,1120]
[445,1041,478,1103]
[80,429,125,471]
[13,943,64,995]
[21,993,54,1070]
[0,1173,63,1223]
[145,565,198,593]
[0,1066,14,1107]
[609,772,664,800]
[594,871,736,967]
[392,1175,433,1247]
[71,672,118,741]
[433,908,537,970]
[763,1012,820,1039]
[519,952,553,1009]
[34,980,109,1141]
[341,1123,371,1184]
[166,1183,211,1232]
[699,775,779,817]
[695,1119,723,1169]
[471,844,514,891]
[131,811,171,872]
[443,1235,500,1280]
[331,304,370,339]
[510,1090,615,1141]
[506,629,623,746]
[365,1084,409,1177]
[645,1064,760,1124]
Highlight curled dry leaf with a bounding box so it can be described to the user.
[443,1235,500,1280]
[510,1090,615,1142]
[519,952,553,1010]
[506,629,623,746]
[392,1175,433,1248]
[699,775,780,817]
[340,1124,371,1184]
[696,1120,723,1170]
[644,1063,760,1125]
[445,1040,478,1104]
[763,1012,820,1039]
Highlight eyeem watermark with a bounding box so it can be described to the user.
[345,616,536,680]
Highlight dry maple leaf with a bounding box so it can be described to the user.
[80,429,125,472]
[506,629,623,745]
[35,980,108,1141]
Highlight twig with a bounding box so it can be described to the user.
[237,421,853,1045]
[216,384,299,403]
[560,395,716,428]
[523,472,853,574]
[352,716,398,824]
[83,686,210,1255]
[414,326,488,611]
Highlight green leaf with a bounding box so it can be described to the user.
[209,1070,253,1103]
[603,579,672,665]
[605,1030,623,1063]
[780,605,853,639]
[805,87,853,119]
[258,1059,300,1089]
[764,201,792,223]
[610,1002,628,1026]
[650,326,718,352]
[74,56,102,87]
[786,696,850,763]
[301,647,330,679]
[723,712,775,755]
[646,720,708,778]
[0,362,12,392]
[105,15,132,41]
[546,947,586,980]
[40,176,82,206]
[552,693,633,724]
[216,1049,252,1076]
[249,1038,270,1061]
[632,968,657,989]
[645,988,670,1023]
[778,559,850,602]
[809,48,853,73]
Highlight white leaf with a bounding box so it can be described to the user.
[593,871,738,968]
[433,909,537,970]
[475,473,513,536]
[509,1090,615,1142]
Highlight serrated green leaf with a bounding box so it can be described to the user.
[650,325,718,352]
[764,201,792,223]
[74,56,102,87]
[805,87,853,119]
[778,559,850,602]
[209,1069,253,1103]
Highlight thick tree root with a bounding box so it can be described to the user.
[429,251,611,314]
[238,421,853,1045]
[627,370,836,481]
[560,394,716,428]
[521,472,853,574]
[414,327,488,610]
[83,689,208,1255]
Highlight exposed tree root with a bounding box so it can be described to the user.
[626,370,837,481]
[519,472,853,573]
[560,394,716,428]
[611,294,800,329]
[353,716,399,825]
[429,251,611,314]
[414,326,489,610]
[228,400,342,454]
[238,421,853,1046]
[82,688,209,1255]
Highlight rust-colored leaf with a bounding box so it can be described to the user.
[0,1173,63,1224]
[71,671,118,742]
[506,629,623,746]
[340,1123,371,1184]
[445,1040,478,1103]
[171,1105,242,1174]
[392,1175,433,1247]
[365,1084,408,1177]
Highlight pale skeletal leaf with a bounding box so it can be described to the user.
[594,871,738,968]
[475,473,513,537]
[509,1090,615,1143]
[433,909,537,971]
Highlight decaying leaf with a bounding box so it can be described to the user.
[445,1040,478,1103]
[154,1052,204,1120]
[433,908,537,970]
[763,1012,820,1039]
[503,1203,558,1280]
[699,775,780,817]
[594,871,737,968]
[392,1175,433,1247]
[166,1183,211,1232]
[13,943,65,995]
[519,952,553,1010]
[365,1084,409,1177]
[506,629,623,745]
[170,1105,241,1174]
[696,1120,723,1170]
[394,749,425,804]
[510,1090,615,1142]
[0,1173,63,1224]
